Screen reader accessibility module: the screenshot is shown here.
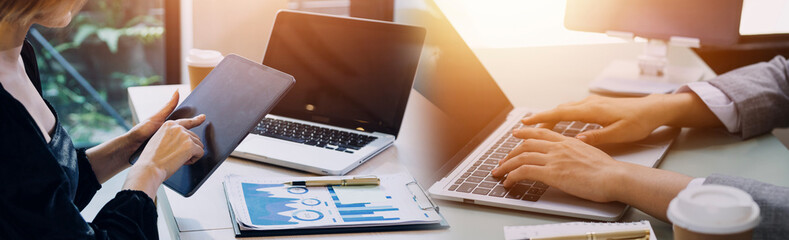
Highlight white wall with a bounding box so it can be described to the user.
[181,0,288,84]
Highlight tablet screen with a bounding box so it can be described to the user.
[131,55,294,197]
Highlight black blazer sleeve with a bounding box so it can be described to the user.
[0,85,158,240]
[73,148,102,210]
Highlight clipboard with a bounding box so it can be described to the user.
[222,174,449,237]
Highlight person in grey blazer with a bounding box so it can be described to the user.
[490,56,789,239]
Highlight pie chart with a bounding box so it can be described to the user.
[292,210,324,221]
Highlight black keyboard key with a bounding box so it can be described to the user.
[456,183,476,193]
[472,188,491,195]
[340,144,362,150]
[449,184,460,191]
[562,129,581,137]
[510,184,529,199]
[528,188,546,195]
[490,153,506,160]
[461,172,471,178]
[501,143,517,148]
[522,194,541,202]
[569,121,585,130]
[533,182,549,189]
[455,179,464,184]
[517,180,535,185]
[478,182,497,188]
[483,176,500,182]
[253,118,378,150]
[505,188,526,199]
[466,176,483,183]
[262,132,306,144]
[478,165,495,171]
[471,171,488,177]
[489,186,508,197]
[505,184,530,199]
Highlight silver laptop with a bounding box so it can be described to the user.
[419,5,679,221]
[232,10,426,175]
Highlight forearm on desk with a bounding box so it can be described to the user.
[660,91,725,129]
[610,163,693,222]
[676,82,739,133]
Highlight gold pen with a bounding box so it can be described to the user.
[282,176,380,187]
[527,229,650,240]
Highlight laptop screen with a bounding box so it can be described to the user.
[263,11,426,136]
[411,2,514,178]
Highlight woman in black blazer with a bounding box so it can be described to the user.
[0,1,205,239]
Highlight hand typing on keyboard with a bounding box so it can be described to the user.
[491,127,693,222]
[520,94,720,146]
[491,127,626,203]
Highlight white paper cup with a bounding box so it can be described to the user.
[186,49,224,90]
[668,185,760,240]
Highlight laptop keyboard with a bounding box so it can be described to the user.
[449,115,602,202]
[250,118,378,154]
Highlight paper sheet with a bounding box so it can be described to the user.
[224,173,442,231]
[333,186,389,204]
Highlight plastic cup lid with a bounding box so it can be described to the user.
[667,184,760,234]
[186,49,223,67]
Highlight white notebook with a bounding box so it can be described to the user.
[504,220,657,240]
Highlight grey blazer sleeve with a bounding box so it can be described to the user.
[704,174,789,239]
[706,56,789,139]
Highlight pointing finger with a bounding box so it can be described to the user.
[173,114,206,129]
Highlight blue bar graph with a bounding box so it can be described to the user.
[343,216,396,222]
[328,186,401,222]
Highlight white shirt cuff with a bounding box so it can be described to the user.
[675,82,740,133]
[685,178,707,188]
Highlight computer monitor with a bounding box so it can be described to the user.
[564,0,744,96]
[565,0,743,46]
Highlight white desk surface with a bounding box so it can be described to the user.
[113,40,789,240]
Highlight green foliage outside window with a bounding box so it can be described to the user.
[32,0,166,147]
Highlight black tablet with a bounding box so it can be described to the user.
[131,54,294,197]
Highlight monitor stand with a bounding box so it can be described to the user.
[589,39,705,97]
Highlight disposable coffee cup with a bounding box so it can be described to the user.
[186,49,223,90]
[667,185,760,240]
